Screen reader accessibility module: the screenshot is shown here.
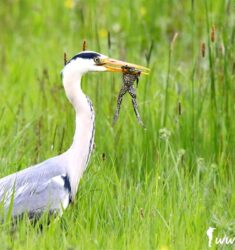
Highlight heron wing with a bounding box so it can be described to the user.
[0,156,71,218]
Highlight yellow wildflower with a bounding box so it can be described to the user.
[140,6,147,17]
[160,245,169,250]
[98,29,108,39]
[64,0,75,9]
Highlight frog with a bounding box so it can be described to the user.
[113,65,144,127]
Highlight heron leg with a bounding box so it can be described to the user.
[113,85,128,125]
[128,86,144,127]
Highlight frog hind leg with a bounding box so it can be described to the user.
[128,86,144,127]
[113,85,129,125]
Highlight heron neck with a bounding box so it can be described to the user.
[63,76,95,197]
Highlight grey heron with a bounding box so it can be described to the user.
[0,51,149,219]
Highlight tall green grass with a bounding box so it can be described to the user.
[0,0,234,249]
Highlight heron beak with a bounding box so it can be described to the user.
[101,58,150,75]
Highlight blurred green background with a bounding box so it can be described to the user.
[0,0,234,249]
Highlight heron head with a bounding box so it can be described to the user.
[62,51,150,77]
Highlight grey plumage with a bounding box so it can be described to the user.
[0,155,71,219]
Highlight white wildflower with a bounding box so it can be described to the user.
[159,128,171,141]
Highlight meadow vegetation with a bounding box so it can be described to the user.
[0,0,234,249]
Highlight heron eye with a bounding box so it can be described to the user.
[94,57,101,64]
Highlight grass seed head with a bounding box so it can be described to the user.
[211,25,216,43]
[201,42,206,57]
